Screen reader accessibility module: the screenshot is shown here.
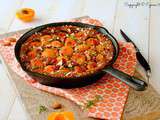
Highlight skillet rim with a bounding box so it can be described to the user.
[14,22,119,86]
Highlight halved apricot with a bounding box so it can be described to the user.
[42,48,58,58]
[55,114,66,120]
[75,31,84,39]
[48,111,75,120]
[60,46,73,56]
[51,41,63,48]
[65,38,76,47]
[30,59,44,68]
[30,41,41,47]
[27,50,37,59]
[71,54,86,65]
[41,35,52,45]
[16,8,35,22]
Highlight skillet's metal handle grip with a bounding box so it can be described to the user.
[103,67,147,91]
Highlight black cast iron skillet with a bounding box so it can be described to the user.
[15,22,147,91]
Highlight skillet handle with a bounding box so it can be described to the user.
[103,67,147,91]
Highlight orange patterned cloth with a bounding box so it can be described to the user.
[0,18,137,120]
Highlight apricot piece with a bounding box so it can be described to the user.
[86,38,99,46]
[71,54,86,65]
[75,31,84,39]
[44,65,54,73]
[60,46,73,56]
[30,41,41,47]
[51,41,63,48]
[76,44,89,52]
[42,48,58,58]
[16,8,35,22]
[54,114,66,120]
[27,50,37,59]
[48,112,75,120]
[41,35,52,40]
[65,38,76,47]
[30,59,44,68]
[41,35,52,45]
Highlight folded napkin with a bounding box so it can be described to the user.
[0,18,137,120]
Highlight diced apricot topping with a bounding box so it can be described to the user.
[44,65,54,73]
[42,48,58,58]
[51,41,63,48]
[60,46,73,56]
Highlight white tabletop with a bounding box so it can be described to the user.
[0,0,160,119]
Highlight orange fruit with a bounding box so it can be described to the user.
[60,46,73,56]
[16,8,35,22]
[48,111,75,120]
